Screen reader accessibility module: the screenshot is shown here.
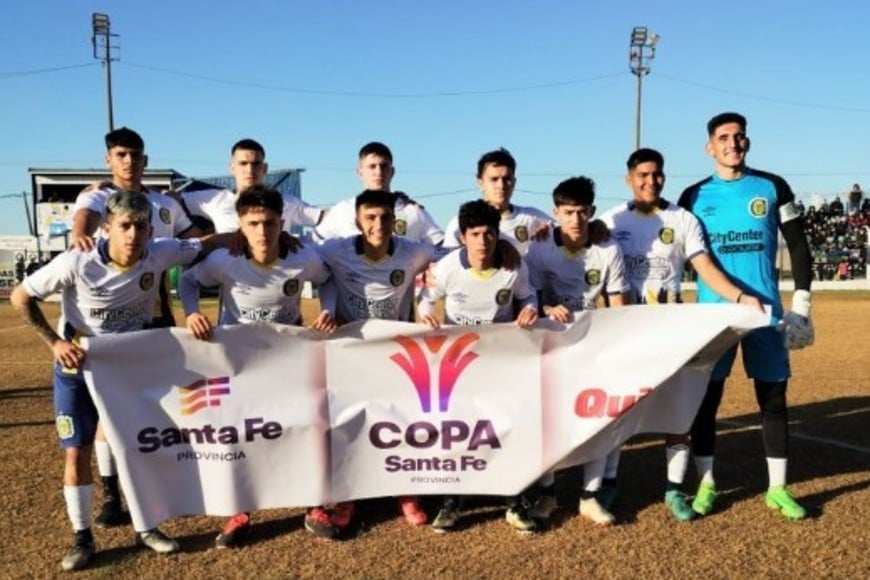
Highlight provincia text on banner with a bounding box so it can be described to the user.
[83,304,770,531]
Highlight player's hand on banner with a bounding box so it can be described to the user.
[735,291,765,313]
[419,314,440,329]
[783,289,814,349]
[280,232,302,254]
[186,312,213,340]
[496,239,522,271]
[68,233,95,253]
[588,219,611,244]
[52,339,85,370]
[544,304,573,324]
[515,305,538,328]
[310,310,337,334]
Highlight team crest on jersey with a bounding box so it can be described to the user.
[139,272,155,291]
[495,288,512,306]
[158,208,171,225]
[389,269,405,287]
[585,269,601,285]
[56,415,74,440]
[658,227,675,244]
[394,219,407,236]
[283,279,300,296]
[514,225,529,243]
[749,197,768,218]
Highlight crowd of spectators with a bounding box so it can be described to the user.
[800,184,869,281]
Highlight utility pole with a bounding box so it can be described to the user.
[629,27,659,151]
[92,13,119,132]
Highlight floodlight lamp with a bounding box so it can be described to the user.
[92,13,109,31]
[647,33,660,47]
[631,26,648,46]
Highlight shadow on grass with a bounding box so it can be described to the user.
[612,395,870,521]
[0,386,51,399]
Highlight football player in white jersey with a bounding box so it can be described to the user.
[312,142,444,244]
[418,200,538,534]
[179,186,338,544]
[70,127,204,253]
[314,189,442,531]
[68,127,211,531]
[181,139,325,234]
[10,191,226,571]
[443,148,552,255]
[525,176,629,527]
[598,148,762,522]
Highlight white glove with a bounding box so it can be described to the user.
[783,290,814,349]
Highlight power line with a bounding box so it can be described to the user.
[123,62,624,98]
[0,63,97,80]
[657,73,870,114]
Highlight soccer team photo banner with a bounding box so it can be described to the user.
[83,304,770,531]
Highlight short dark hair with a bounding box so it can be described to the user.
[358,142,393,163]
[458,199,501,234]
[235,185,283,216]
[105,127,144,151]
[553,176,595,207]
[231,138,266,157]
[476,148,516,178]
[355,189,396,212]
[707,112,747,136]
[626,148,665,170]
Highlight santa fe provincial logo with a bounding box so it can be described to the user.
[390,333,480,413]
[179,376,231,415]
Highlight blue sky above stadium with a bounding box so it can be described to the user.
[1,0,868,235]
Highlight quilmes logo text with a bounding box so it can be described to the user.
[370,333,500,475]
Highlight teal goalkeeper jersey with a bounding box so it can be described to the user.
[678,168,801,318]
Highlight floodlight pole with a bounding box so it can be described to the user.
[629,26,658,151]
[92,13,118,132]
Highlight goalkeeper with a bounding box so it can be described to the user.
[678,112,814,521]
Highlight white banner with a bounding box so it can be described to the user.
[83,304,769,530]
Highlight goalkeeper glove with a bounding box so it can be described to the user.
[782,289,814,349]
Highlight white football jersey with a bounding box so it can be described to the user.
[180,245,329,326]
[316,236,439,323]
[418,247,537,325]
[443,204,552,255]
[74,185,193,239]
[22,238,202,337]
[599,199,708,304]
[182,188,323,233]
[313,197,444,244]
[525,229,629,311]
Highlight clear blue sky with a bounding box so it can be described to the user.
[1,1,868,236]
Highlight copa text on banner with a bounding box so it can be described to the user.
[82,304,769,531]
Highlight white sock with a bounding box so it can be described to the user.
[584,457,607,492]
[95,441,117,477]
[767,457,788,488]
[604,448,621,479]
[666,444,690,485]
[63,484,94,531]
[695,455,715,485]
